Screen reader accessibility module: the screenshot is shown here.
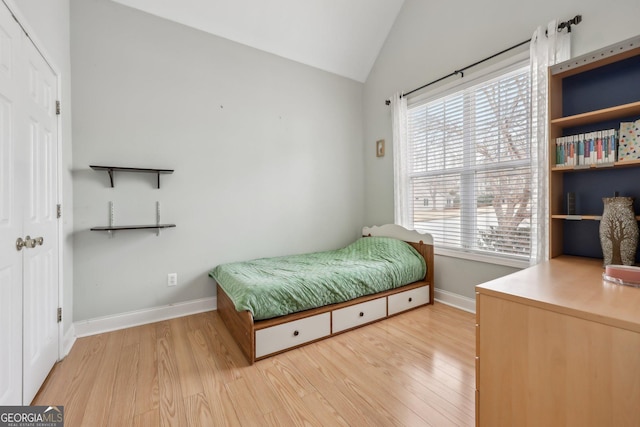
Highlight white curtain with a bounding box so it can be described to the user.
[530,20,571,265]
[391,92,410,228]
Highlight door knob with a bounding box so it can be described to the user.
[15,236,43,251]
[24,235,36,249]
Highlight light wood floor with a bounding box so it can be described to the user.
[33,303,476,426]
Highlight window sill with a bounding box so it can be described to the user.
[434,247,529,269]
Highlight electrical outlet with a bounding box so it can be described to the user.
[167,273,178,287]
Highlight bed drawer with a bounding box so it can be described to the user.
[255,313,330,358]
[332,298,387,333]
[388,286,430,315]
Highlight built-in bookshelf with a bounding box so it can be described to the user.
[549,36,640,261]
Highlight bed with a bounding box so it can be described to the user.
[210,224,434,363]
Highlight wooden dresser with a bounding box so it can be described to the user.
[475,256,640,426]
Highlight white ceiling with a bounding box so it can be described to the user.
[110,0,405,82]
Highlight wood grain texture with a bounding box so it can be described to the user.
[476,258,640,427]
[477,256,640,332]
[33,304,474,426]
[156,321,188,427]
[408,240,435,304]
[216,283,254,362]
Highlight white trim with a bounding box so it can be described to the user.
[435,246,529,269]
[1,0,60,75]
[434,288,476,314]
[74,297,217,337]
[55,60,64,360]
[551,34,640,75]
[55,46,64,361]
[62,325,76,359]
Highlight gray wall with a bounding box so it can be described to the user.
[71,0,364,320]
[12,0,74,335]
[363,0,640,299]
[19,0,639,321]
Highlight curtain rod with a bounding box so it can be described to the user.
[385,15,582,105]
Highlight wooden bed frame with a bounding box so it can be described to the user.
[215,224,435,364]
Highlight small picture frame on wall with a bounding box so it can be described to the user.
[376,139,385,157]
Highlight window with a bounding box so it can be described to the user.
[402,63,532,263]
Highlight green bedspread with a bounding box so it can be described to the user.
[209,236,426,320]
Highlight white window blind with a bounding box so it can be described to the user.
[405,64,532,261]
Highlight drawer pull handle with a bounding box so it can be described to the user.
[359,311,364,317]
[408,297,413,302]
[293,330,299,337]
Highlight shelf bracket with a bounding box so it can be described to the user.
[156,201,161,236]
[108,201,115,238]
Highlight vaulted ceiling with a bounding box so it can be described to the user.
[110,0,405,82]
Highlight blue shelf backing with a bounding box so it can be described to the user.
[562,55,640,117]
[561,168,640,262]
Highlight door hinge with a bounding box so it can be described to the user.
[57,307,62,323]
[56,100,61,115]
[56,204,62,219]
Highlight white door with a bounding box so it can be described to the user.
[20,26,59,404]
[0,1,25,406]
[0,2,60,405]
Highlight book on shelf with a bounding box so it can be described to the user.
[555,128,618,167]
[618,119,640,162]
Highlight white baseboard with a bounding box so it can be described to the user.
[74,297,217,338]
[70,290,472,339]
[434,288,476,314]
[62,324,76,358]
